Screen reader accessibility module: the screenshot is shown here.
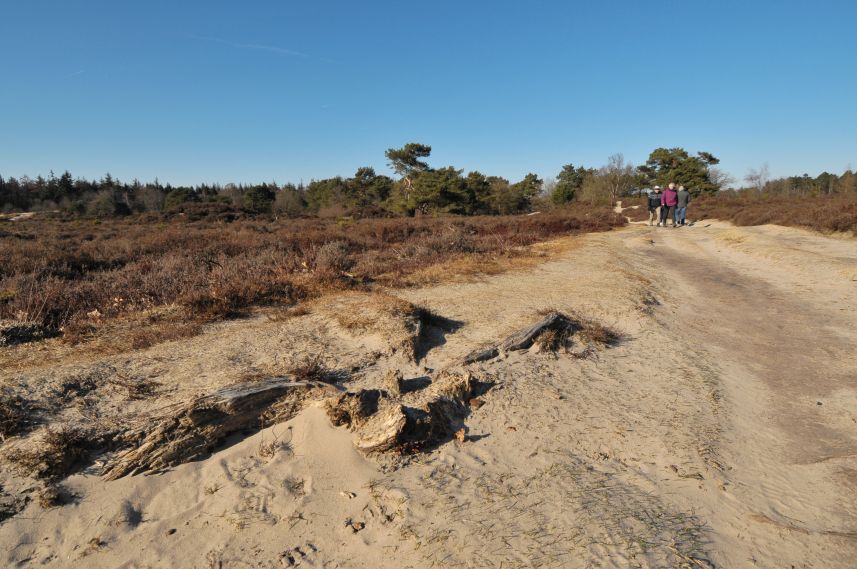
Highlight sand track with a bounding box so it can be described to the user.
[1,222,856,567]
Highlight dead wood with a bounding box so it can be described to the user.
[345,370,481,455]
[102,377,317,480]
[325,389,383,429]
[462,346,500,365]
[461,310,619,364]
[499,311,568,351]
[353,404,408,453]
[384,369,404,396]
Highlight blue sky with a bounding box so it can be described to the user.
[1,0,855,187]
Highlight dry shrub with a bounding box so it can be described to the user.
[0,321,56,347]
[266,304,311,321]
[8,425,97,479]
[38,483,75,509]
[60,319,98,345]
[535,327,572,353]
[0,392,30,440]
[577,317,621,347]
[314,240,354,273]
[533,309,621,356]
[288,354,333,383]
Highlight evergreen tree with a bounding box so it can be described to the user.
[552,164,593,204]
[638,148,721,194]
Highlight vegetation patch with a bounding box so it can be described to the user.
[7,425,103,480]
[0,391,31,440]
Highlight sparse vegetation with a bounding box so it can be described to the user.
[8,425,99,479]
[283,476,306,498]
[287,355,334,383]
[37,483,74,509]
[107,373,161,400]
[0,392,30,440]
[528,309,621,357]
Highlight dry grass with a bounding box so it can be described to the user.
[534,309,621,357]
[316,292,427,359]
[37,483,74,509]
[0,392,30,440]
[257,429,293,460]
[8,425,98,479]
[283,475,306,497]
[107,373,161,400]
[576,317,621,347]
[288,354,336,383]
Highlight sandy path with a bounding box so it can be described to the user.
[393,222,857,567]
[2,222,856,568]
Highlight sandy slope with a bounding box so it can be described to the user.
[2,221,856,568]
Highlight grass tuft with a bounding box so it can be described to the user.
[7,425,100,480]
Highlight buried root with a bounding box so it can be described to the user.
[464,310,621,364]
[326,370,492,455]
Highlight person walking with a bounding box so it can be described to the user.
[647,186,662,226]
[660,183,678,227]
[675,185,691,225]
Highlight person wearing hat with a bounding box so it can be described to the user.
[646,186,662,226]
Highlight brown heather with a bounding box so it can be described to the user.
[626,192,857,233]
[692,192,857,233]
[0,207,625,341]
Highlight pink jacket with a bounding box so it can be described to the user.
[661,188,678,207]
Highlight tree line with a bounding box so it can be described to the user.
[1,145,853,217]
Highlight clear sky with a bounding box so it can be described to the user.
[2,0,855,187]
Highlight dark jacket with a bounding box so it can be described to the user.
[677,189,691,208]
[647,191,661,209]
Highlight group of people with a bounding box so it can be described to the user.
[646,183,691,227]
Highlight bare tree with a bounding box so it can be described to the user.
[744,163,770,191]
[709,167,736,190]
[602,153,636,204]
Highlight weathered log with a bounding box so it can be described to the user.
[102,377,316,480]
[325,389,383,429]
[348,370,479,455]
[383,369,404,397]
[499,311,567,352]
[462,346,499,365]
[430,370,475,402]
[353,404,407,453]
